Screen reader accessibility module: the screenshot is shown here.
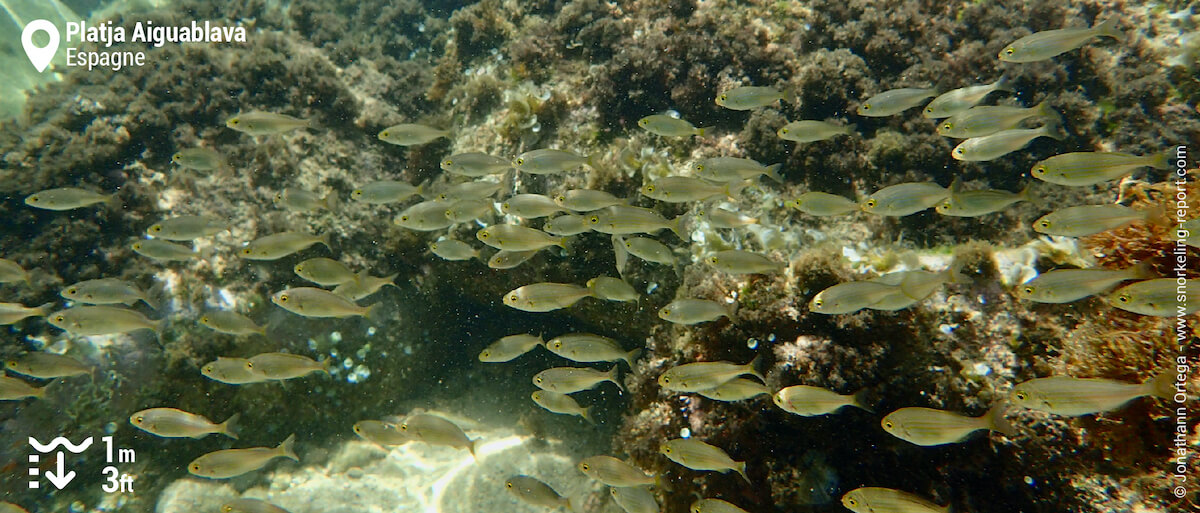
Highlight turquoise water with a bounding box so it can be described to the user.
[0,1,1197,512]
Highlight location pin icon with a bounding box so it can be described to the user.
[22,19,60,73]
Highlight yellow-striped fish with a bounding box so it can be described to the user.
[881,405,1015,446]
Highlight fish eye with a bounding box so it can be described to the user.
[353,425,362,433]
[661,308,670,315]
[645,185,654,192]
[380,131,389,138]
[942,123,952,130]
[663,446,672,453]
[846,498,858,506]
[925,107,933,113]
[172,154,181,161]
[151,226,162,232]
[241,248,251,254]
[191,463,201,471]
[1005,48,1015,55]
[813,299,824,307]
[662,376,671,383]
[696,164,704,171]
[134,416,144,423]
[481,351,490,358]
[501,203,510,210]
[718,94,727,101]
[1038,220,1051,229]
[516,158,525,165]
[230,119,239,125]
[5,360,15,367]
[781,128,788,134]
[509,294,518,302]
[639,119,648,126]
[1117,294,1130,303]
[54,315,65,322]
[555,195,566,202]
[580,463,590,470]
[30,197,39,202]
[246,362,254,369]
[864,199,877,208]
[480,231,490,238]
[708,256,718,264]
[401,215,410,222]
[862,103,871,110]
[352,190,363,197]
[954,148,965,156]
[552,342,561,349]
[505,482,514,489]
[1033,166,1046,176]
[67,288,77,294]
[589,216,599,223]
[274,193,284,201]
[200,316,210,323]
[1023,287,1034,295]
[883,420,893,429]
[223,506,234,513]
[279,294,290,302]
[443,159,453,166]
[1014,391,1027,400]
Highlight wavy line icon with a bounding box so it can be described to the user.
[28,436,93,454]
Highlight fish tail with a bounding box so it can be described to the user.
[993,74,1016,93]
[305,117,323,131]
[554,236,569,250]
[624,348,643,370]
[34,302,55,317]
[1143,369,1179,400]
[985,403,1018,438]
[277,434,299,461]
[746,354,766,383]
[763,163,785,183]
[613,236,629,278]
[1093,18,1124,41]
[580,406,596,425]
[382,273,400,290]
[734,461,752,484]
[363,302,386,324]
[220,413,240,440]
[1032,101,1062,126]
[1141,204,1170,227]
[608,365,628,394]
[1148,147,1174,170]
[849,389,875,414]
[1126,261,1158,281]
[1041,118,1068,141]
[585,153,600,169]
[666,215,687,239]
[725,301,740,323]
[322,191,340,211]
[694,127,706,137]
[317,233,333,251]
[1018,182,1040,207]
[254,323,269,337]
[565,496,582,513]
[319,358,333,375]
[467,438,479,462]
[726,179,755,198]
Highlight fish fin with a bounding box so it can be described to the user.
[34,302,56,317]
[322,191,340,211]
[624,348,643,371]
[653,473,674,492]
[555,236,569,250]
[608,365,628,394]
[725,301,739,323]
[1093,18,1124,40]
[849,389,875,414]
[746,354,766,383]
[364,302,386,324]
[763,163,785,184]
[992,74,1015,93]
[1032,101,1062,126]
[318,233,333,252]
[725,179,755,198]
[254,323,269,337]
[585,153,600,169]
[565,496,582,513]
[1017,183,1039,207]
[220,413,240,440]
[467,438,478,462]
[1149,147,1174,170]
[612,235,629,278]
[1041,119,1067,141]
[694,127,706,137]
[580,406,596,425]
[305,117,323,131]
[667,215,687,240]
[948,177,963,194]
[985,403,1018,438]
[1126,261,1158,281]
[735,461,752,484]
[277,434,299,461]
[319,358,333,375]
[1143,370,1179,400]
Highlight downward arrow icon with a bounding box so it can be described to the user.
[44,451,76,489]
